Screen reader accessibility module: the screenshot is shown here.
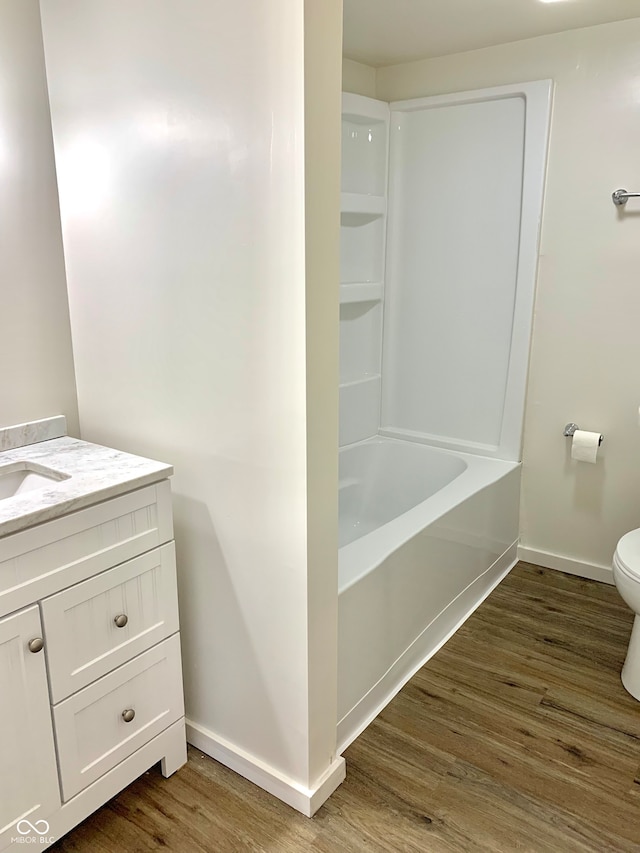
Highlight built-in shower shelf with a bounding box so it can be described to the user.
[339,373,381,391]
[341,193,386,226]
[342,112,386,128]
[340,91,390,448]
[342,92,389,123]
[340,282,383,304]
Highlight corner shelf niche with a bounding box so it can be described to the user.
[340,93,390,446]
[339,375,382,447]
[342,95,389,197]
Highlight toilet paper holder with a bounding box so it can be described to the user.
[563,423,604,445]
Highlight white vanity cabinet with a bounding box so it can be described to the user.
[0,476,186,851]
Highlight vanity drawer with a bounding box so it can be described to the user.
[0,480,173,619]
[42,543,179,702]
[53,633,184,801]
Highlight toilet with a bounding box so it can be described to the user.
[613,528,640,700]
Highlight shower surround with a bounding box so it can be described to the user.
[338,81,552,748]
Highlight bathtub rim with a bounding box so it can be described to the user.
[338,436,519,593]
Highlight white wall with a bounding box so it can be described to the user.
[377,19,640,572]
[342,57,377,97]
[0,0,78,434]
[40,0,342,806]
[303,0,342,788]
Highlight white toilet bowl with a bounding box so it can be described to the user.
[613,528,640,700]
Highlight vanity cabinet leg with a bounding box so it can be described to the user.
[160,720,188,778]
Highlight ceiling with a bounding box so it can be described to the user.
[343,0,640,67]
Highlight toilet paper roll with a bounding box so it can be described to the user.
[571,429,601,464]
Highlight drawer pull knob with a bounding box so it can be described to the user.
[114,614,129,628]
[28,637,44,654]
[122,709,135,723]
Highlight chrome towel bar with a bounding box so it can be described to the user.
[612,189,640,206]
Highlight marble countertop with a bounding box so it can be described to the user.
[0,435,173,538]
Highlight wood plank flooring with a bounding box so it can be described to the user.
[51,563,640,852]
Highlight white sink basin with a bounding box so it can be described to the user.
[0,462,70,500]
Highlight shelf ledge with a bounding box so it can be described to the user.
[339,374,381,390]
[342,92,390,123]
[340,283,383,305]
[341,193,386,224]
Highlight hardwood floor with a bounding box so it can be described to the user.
[52,563,640,852]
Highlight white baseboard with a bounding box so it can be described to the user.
[517,545,614,585]
[186,719,345,817]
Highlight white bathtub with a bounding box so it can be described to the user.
[337,436,520,751]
